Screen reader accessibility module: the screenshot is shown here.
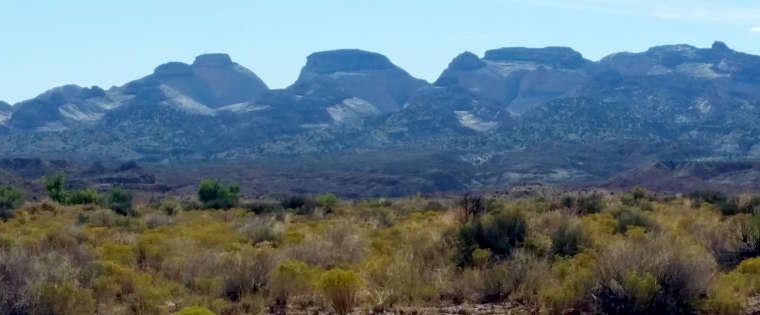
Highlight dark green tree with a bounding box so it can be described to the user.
[198,180,240,209]
[41,172,67,203]
[0,185,25,220]
[107,187,134,216]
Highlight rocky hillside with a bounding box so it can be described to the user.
[2,42,760,192]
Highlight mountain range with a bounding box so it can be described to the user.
[2,41,760,195]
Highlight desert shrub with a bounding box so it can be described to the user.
[631,186,649,201]
[539,253,596,311]
[287,221,366,268]
[268,260,317,304]
[0,185,24,220]
[456,249,545,304]
[688,190,755,216]
[556,193,604,215]
[66,188,100,205]
[551,221,587,257]
[689,190,728,206]
[244,201,284,216]
[471,248,492,267]
[198,180,240,209]
[85,208,134,228]
[89,260,170,314]
[365,198,393,208]
[173,306,216,315]
[41,172,67,203]
[239,217,282,245]
[221,248,276,301]
[614,208,656,234]
[483,249,545,302]
[424,200,446,211]
[622,186,653,209]
[144,213,174,228]
[359,206,396,228]
[33,281,96,315]
[218,294,265,315]
[0,247,39,313]
[315,193,339,211]
[107,187,135,216]
[739,194,760,214]
[456,268,487,303]
[594,232,717,314]
[315,269,364,315]
[362,214,454,306]
[575,193,604,214]
[136,233,170,271]
[457,194,489,221]
[0,248,90,315]
[159,198,183,216]
[182,199,204,211]
[451,209,527,266]
[704,257,760,313]
[723,214,760,267]
[281,195,318,215]
[98,243,137,266]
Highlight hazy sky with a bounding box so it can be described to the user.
[2,0,760,104]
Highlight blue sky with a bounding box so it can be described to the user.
[1,0,759,104]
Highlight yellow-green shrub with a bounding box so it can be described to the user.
[315,268,364,314]
[90,260,170,314]
[539,253,596,311]
[704,257,760,314]
[172,306,216,315]
[98,243,137,266]
[33,281,96,315]
[268,260,318,303]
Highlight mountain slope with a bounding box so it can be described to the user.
[435,47,596,114]
[3,42,760,192]
[289,49,427,114]
[8,53,269,131]
[0,101,11,125]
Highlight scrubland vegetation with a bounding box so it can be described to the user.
[2,178,760,314]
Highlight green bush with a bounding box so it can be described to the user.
[451,209,527,266]
[687,190,757,215]
[557,193,604,215]
[315,269,364,315]
[244,201,284,216]
[107,188,135,216]
[315,193,339,211]
[66,189,100,205]
[0,185,24,220]
[631,186,649,201]
[281,195,318,215]
[614,208,656,234]
[576,193,604,214]
[41,172,67,204]
[40,172,101,206]
[551,222,587,257]
[198,180,240,209]
[622,186,653,209]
